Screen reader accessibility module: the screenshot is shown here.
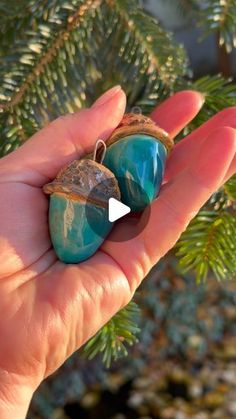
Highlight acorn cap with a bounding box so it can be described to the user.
[105,112,174,153]
[43,159,120,208]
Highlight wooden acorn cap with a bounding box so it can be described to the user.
[105,112,174,152]
[43,159,120,208]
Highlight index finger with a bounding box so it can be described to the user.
[0,86,126,186]
[150,90,204,138]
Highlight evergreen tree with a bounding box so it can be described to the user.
[1,0,236,367]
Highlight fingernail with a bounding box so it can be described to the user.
[92,85,122,108]
[199,92,206,106]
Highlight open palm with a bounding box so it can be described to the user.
[0,86,236,415]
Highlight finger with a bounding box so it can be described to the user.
[0,86,126,186]
[102,126,236,290]
[150,90,204,138]
[165,106,236,181]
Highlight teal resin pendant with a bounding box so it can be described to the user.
[102,112,173,212]
[43,142,120,263]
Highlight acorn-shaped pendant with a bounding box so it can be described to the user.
[102,111,174,212]
[43,141,120,264]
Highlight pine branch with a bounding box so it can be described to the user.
[83,301,141,368]
[193,74,236,120]
[176,75,236,135]
[0,0,103,154]
[0,0,102,111]
[0,0,188,156]
[109,0,188,113]
[157,0,236,53]
[159,0,199,19]
[0,0,36,55]
[198,0,236,52]
[176,210,236,283]
[111,0,188,85]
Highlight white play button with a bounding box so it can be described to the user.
[108,197,131,222]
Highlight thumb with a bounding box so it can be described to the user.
[0,86,126,186]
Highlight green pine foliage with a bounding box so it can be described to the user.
[198,0,236,52]
[0,0,187,156]
[192,75,236,120]
[83,301,141,368]
[167,0,236,53]
[181,75,236,132]
[1,0,236,365]
[176,210,236,283]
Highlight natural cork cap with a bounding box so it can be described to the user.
[105,112,174,153]
[43,159,120,207]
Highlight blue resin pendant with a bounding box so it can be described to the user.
[103,112,173,212]
[103,134,167,212]
[43,151,120,264]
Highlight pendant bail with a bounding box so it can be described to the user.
[131,106,142,114]
[93,139,107,164]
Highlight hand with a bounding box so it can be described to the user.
[0,85,235,418]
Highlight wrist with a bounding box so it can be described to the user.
[0,370,35,419]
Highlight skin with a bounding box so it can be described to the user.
[0,86,236,418]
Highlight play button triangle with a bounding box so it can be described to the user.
[108,197,131,222]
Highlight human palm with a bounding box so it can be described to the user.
[0,87,236,414]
